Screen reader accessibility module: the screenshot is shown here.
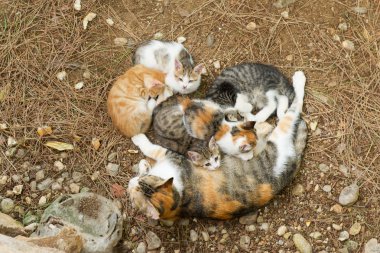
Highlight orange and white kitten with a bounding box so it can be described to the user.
[107,64,172,138]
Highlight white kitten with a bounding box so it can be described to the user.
[134,40,204,94]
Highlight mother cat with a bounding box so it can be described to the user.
[128,71,307,220]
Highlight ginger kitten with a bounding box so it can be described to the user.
[107,64,172,138]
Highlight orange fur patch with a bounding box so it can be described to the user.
[150,186,180,220]
[191,107,215,139]
[214,124,230,141]
[278,115,293,133]
[180,97,192,111]
[232,130,257,146]
[253,184,273,206]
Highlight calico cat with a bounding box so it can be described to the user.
[128,71,307,220]
[107,64,172,138]
[134,40,204,94]
[207,63,295,122]
[153,96,257,162]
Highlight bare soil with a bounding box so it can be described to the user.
[1,0,379,252]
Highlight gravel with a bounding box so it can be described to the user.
[146,231,161,250]
[293,233,312,253]
[339,183,359,206]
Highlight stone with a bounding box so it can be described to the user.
[190,229,198,242]
[256,216,264,223]
[281,10,289,18]
[7,136,17,146]
[37,178,54,191]
[322,185,332,193]
[208,226,217,233]
[0,234,65,253]
[286,54,293,61]
[273,0,297,8]
[260,223,269,231]
[206,34,215,47]
[292,183,305,196]
[338,22,348,31]
[35,170,45,182]
[106,18,114,26]
[201,231,210,241]
[51,182,62,191]
[34,193,123,253]
[284,232,292,239]
[146,231,161,250]
[177,36,186,43]
[318,163,329,172]
[331,204,343,213]
[240,235,251,250]
[13,185,23,195]
[106,163,119,176]
[178,218,189,226]
[339,165,350,177]
[352,7,367,14]
[277,225,287,236]
[1,199,14,213]
[91,171,100,181]
[74,82,84,90]
[107,152,117,162]
[364,238,380,253]
[0,212,26,236]
[246,225,256,232]
[56,71,67,81]
[153,32,163,40]
[160,219,174,227]
[0,175,8,185]
[69,183,80,194]
[349,222,361,235]
[72,171,83,183]
[246,22,257,30]
[239,212,258,225]
[293,233,312,253]
[342,40,355,51]
[38,196,47,206]
[345,240,359,252]
[114,38,128,46]
[339,183,359,206]
[136,242,147,253]
[309,232,322,239]
[338,231,349,241]
[213,61,221,69]
[333,224,342,230]
[54,161,65,171]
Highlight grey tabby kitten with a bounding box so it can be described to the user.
[207,63,295,122]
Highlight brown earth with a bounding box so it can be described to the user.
[1,0,379,252]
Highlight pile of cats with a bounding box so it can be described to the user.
[107,40,308,221]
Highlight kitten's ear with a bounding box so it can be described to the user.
[239,121,255,130]
[146,201,160,220]
[187,151,203,162]
[175,59,183,71]
[209,137,218,151]
[193,63,204,75]
[144,75,164,89]
[156,177,174,191]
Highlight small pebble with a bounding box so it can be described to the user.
[240,235,251,250]
[309,232,322,239]
[146,231,161,250]
[136,242,146,253]
[318,163,329,172]
[292,183,305,196]
[246,22,257,30]
[345,240,359,252]
[106,163,119,176]
[13,184,23,195]
[56,71,67,81]
[1,198,14,213]
[38,196,47,206]
[342,40,355,51]
[293,233,312,253]
[208,226,217,233]
[339,183,359,206]
[114,37,128,46]
[286,54,294,61]
[277,225,287,236]
[0,175,8,185]
[206,34,215,47]
[7,136,17,147]
[106,18,114,26]
[72,171,83,183]
[330,204,343,213]
[91,171,100,181]
[51,182,62,191]
[177,36,186,43]
[239,212,258,225]
[83,70,91,79]
[74,81,84,90]
[281,11,289,18]
[83,12,97,30]
[260,223,269,231]
[322,185,332,193]
[338,231,350,241]
[73,0,81,11]
[352,6,367,14]
[35,170,45,182]
[69,183,80,193]
[284,232,292,239]
[54,161,65,171]
[201,231,210,241]
[338,22,348,31]
[333,34,341,42]
[364,238,380,253]
[349,222,361,235]
[37,178,53,191]
[190,229,198,242]
[246,225,256,232]
[213,60,221,69]
[153,32,164,40]
[333,224,342,230]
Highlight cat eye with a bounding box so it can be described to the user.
[179,77,183,81]
[205,163,211,166]
[189,80,194,83]
[214,157,218,162]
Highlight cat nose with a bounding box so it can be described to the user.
[183,86,187,89]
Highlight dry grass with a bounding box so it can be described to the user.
[1,0,379,251]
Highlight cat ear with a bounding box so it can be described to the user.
[146,201,160,220]
[208,137,218,150]
[144,75,164,89]
[187,151,203,162]
[193,63,204,75]
[156,177,174,191]
[175,59,183,71]
[239,121,255,130]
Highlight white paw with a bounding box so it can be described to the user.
[131,133,149,147]
[244,113,256,122]
[235,94,253,113]
[138,159,151,175]
[147,98,157,111]
[292,71,306,94]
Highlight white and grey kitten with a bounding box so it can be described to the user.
[134,40,204,94]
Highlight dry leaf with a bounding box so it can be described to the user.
[128,149,138,154]
[309,90,335,106]
[111,184,126,198]
[37,126,53,137]
[73,134,82,142]
[91,137,101,150]
[45,141,74,151]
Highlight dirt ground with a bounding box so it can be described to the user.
[1,0,379,252]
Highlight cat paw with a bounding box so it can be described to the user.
[292,71,306,95]
[255,122,274,136]
[138,159,151,175]
[131,134,149,148]
[235,94,253,113]
[244,113,256,122]
[147,98,157,111]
